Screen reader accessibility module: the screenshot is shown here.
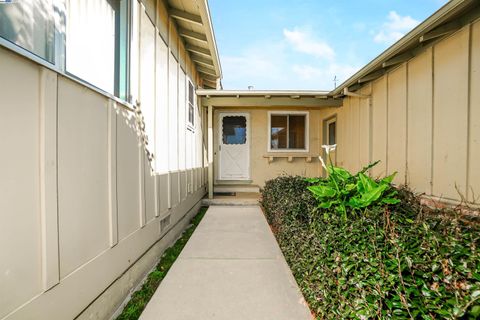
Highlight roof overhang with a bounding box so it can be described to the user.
[168,0,222,89]
[197,90,342,108]
[331,0,480,96]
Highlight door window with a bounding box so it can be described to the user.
[222,116,246,145]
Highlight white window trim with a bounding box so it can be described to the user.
[267,110,309,153]
[186,78,195,131]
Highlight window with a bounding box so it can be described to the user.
[0,0,55,63]
[66,0,130,98]
[324,117,337,146]
[323,116,337,168]
[187,80,195,128]
[269,112,308,151]
[222,116,247,145]
[328,120,336,145]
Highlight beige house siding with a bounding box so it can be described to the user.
[0,1,209,319]
[320,20,480,204]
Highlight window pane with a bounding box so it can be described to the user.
[0,0,55,62]
[66,0,120,94]
[223,116,246,145]
[188,104,194,125]
[328,121,336,145]
[288,115,306,149]
[271,115,287,149]
[188,81,194,105]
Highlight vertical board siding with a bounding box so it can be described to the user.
[39,68,60,289]
[387,65,407,185]
[170,172,180,208]
[154,34,169,173]
[469,21,480,203]
[358,87,371,168]
[57,78,110,279]
[158,173,170,217]
[139,8,156,157]
[350,98,361,172]
[117,112,142,240]
[433,27,469,200]
[371,77,388,178]
[144,157,157,223]
[407,48,433,194]
[0,48,43,318]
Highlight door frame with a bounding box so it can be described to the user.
[218,112,251,181]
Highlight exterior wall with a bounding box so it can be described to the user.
[320,20,480,204]
[0,1,207,319]
[213,107,323,187]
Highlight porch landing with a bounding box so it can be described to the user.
[139,205,312,320]
[201,191,260,206]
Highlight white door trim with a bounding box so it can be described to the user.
[218,112,250,180]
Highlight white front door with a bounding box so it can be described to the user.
[218,113,250,180]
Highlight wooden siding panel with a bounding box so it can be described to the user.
[407,48,433,194]
[433,27,469,199]
[469,21,480,203]
[371,77,388,178]
[57,78,110,278]
[387,65,407,185]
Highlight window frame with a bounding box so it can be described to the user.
[186,78,195,131]
[324,116,337,146]
[267,111,309,153]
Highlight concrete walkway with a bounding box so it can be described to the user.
[139,205,312,320]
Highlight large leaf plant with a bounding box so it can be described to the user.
[306,145,400,220]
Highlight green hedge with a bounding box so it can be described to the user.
[261,176,480,319]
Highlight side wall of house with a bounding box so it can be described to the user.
[0,1,208,319]
[321,20,480,204]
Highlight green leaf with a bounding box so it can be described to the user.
[469,305,480,318]
[305,177,321,183]
[382,198,401,205]
[318,201,335,209]
[307,185,337,199]
[380,172,397,185]
[358,160,381,175]
[357,173,377,193]
[330,166,352,181]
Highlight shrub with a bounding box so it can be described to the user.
[260,175,317,228]
[261,176,480,319]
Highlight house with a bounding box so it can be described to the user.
[0,0,478,319]
[198,0,480,207]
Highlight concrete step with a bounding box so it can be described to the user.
[213,184,260,193]
[201,197,260,206]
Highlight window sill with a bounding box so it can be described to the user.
[262,154,318,164]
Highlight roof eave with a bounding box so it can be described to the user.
[196,0,222,82]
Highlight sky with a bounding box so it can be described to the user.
[208,0,449,90]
